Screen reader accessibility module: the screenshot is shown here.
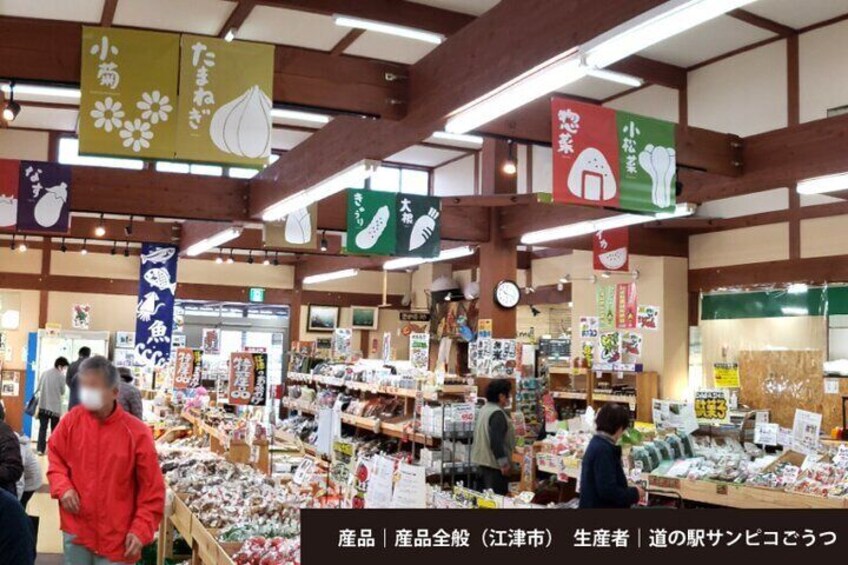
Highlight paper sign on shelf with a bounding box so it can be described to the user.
[693,389,730,425]
[390,462,426,508]
[713,362,740,388]
[791,409,822,455]
[754,422,779,447]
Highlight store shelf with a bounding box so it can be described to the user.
[592,392,637,407]
[287,372,474,401]
[550,390,588,400]
[549,367,590,376]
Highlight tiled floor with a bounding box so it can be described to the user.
[28,453,63,563]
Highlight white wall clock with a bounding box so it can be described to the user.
[494,279,521,309]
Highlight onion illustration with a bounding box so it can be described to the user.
[284,207,312,245]
[33,182,68,228]
[209,85,272,159]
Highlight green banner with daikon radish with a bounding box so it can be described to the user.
[346,190,441,257]
[551,97,676,214]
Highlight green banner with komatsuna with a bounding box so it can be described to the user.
[551,97,676,214]
[346,190,442,257]
[79,26,273,167]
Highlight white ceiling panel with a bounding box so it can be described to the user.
[344,31,437,64]
[271,128,311,151]
[0,0,105,22]
[113,0,236,35]
[639,15,775,68]
[406,0,500,16]
[11,106,79,132]
[388,145,466,167]
[557,75,632,100]
[746,0,848,30]
[238,6,349,51]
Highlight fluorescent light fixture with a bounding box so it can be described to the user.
[430,131,485,147]
[787,283,808,295]
[1,83,81,100]
[186,226,244,257]
[584,68,644,88]
[797,172,848,195]
[262,159,380,222]
[271,108,331,125]
[521,203,696,245]
[383,245,476,271]
[584,0,757,69]
[780,306,808,316]
[303,268,360,285]
[445,53,586,134]
[224,28,236,42]
[333,14,445,44]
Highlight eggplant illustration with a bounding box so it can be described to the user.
[33,182,68,228]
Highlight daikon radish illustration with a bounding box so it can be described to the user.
[409,207,440,250]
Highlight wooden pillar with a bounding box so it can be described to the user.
[787,35,801,260]
[478,139,518,338]
[38,237,51,328]
[288,264,303,342]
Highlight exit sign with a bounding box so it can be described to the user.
[248,287,265,303]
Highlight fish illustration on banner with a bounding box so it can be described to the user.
[135,243,179,369]
[15,161,72,234]
[552,97,676,214]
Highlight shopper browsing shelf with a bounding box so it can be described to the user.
[48,355,165,564]
[579,403,645,509]
[117,367,143,420]
[65,347,91,411]
[472,379,516,496]
[36,356,69,454]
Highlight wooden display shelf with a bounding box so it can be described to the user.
[288,373,475,401]
[548,370,658,422]
[648,475,848,509]
[549,367,590,375]
[381,421,436,446]
[550,391,588,400]
[159,489,241,565]
[171,494,192,544]
[592,392,637,407]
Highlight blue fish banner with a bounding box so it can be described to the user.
[134,243,179,369]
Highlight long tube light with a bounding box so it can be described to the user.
[445,54,586,134]
[185,226,243,257]
[261,159,380,222]
[383,245,477,271]
[271,108,331,125]
[303,268,360,285]
[584,0,758,69]
[521,203,696,245]
[1,83,81,100]
[796,172,848,195]
[333,14,445,44]
[584,68,644,88]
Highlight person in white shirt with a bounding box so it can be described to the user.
[15,433,42,510]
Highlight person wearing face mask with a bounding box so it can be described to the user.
[66,346,91,411]
[579,403,645,509]
[471,379,516,495]
[47,356,165,564]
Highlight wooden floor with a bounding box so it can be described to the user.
[27,453,64,563]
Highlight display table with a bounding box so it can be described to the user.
[157,490,236,565]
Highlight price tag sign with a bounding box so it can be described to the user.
[754,422,779,446]
[694,389,730,424]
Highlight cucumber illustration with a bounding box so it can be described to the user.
[355,205,390,250]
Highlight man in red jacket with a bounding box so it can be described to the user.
[48,355,165,564]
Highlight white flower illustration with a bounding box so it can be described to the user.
[137,91,173,124]
[119,119,153,152]
[90,97,124,132]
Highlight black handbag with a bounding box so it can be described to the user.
[24,393,38,418]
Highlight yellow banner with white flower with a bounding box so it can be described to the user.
[174,35,274,167]
[79,26,179,159]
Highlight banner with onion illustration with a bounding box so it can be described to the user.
[80,26,179,159]
[175,35,274,167]
[551,97,676,214]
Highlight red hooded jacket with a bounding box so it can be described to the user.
[48,404,165,563]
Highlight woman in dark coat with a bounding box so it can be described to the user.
[579,403,644,508]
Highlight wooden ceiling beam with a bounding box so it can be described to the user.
[250,0,667,216]
[100,0,119,27]
[0,16,406,119]
[256,0,474,36]
[690,254,848,291]
[728,8,795,36]
[218,0,258,38]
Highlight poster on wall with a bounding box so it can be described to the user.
[71,304,91,330]
[332,328,353,361]
[580,340,596,366]
[594,228,629,272]
[579,316,599,339]
[227,351,268,406]
[263,203,317,249]
[596,286,616,331]
[6,160,72,234]
[134,243,179,369]
[410,332,430,370]
[615,283,638,329]
[80,26,179,159]
[636,305,660,331]
[621,332,642,361]
[551,97,676,214]
[713,362,740,388]
[0,160,19,231]
[598,332,622,364]
[694,389,730,425]
[115,332,135,348]
[201,328,221,355]
[175,35,273,166]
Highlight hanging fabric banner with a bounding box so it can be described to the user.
[80,26,179,159]
[395,194,442,258]
[596,285,616,331]
[593,228,629,272]
[552,97,676,214]
[0,159,19,231]
[134,243,179,369]
[616,282,638,329]
[14,161,72,234]
[175,35,274,166]
[346,190,442,257]
[263,203,318,249]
